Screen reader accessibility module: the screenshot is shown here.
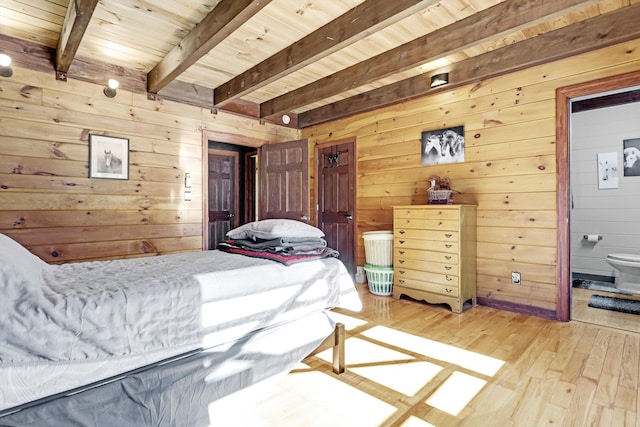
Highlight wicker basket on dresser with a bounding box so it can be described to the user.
[393,205,477,313]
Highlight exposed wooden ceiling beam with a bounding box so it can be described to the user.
[213,0,439,107]
[298,2,640,128]
[147,0,273,94]
[261,0,600,118]
[55,0,100,79]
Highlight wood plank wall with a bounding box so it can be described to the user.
[0,66,297,263]
[303,38,640,314]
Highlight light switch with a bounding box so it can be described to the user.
[184,191,192,201]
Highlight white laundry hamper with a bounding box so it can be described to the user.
[362,230,393,267]
[362,231,394,296]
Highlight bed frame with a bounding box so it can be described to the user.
[310,322,346,374]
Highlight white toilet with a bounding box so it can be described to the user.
[606,253,640,293]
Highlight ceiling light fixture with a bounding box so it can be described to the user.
[0,54,13,78]
[103,79,119,98]
[281,114,291,125]
[430,73,449,88]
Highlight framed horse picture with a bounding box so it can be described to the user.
[89,134,129,180]
[421,125,465,166]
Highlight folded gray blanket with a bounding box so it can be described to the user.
[228,237,327,254]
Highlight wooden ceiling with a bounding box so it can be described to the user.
[1,0,640,128]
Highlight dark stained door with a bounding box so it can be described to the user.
[317,140,355,274]
[208,149,239,249]
[260,139,310,222]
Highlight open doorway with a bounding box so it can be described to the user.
[556,70,640,323]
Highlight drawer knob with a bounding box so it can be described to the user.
[445,233,452,238]
[445,266,452,270]
[399,279,405,284]
[445,244,452,248]
[399,240,405,244]
[399,229,405,235]
[438,222,443,226]
[445,288,453,293]
[437,211,442,215]
[399,270,405,275]
[399,250,405,254]
[446,275,452,281]
[405,220,411,225]
[445,255,452,260]
[398,259,405,264]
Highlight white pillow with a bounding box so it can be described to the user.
[0,233,52,285]
[227,219,324,240]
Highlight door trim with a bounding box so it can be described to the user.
[201,130,267,250]
[555,70,640,321]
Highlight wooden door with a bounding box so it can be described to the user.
[317,140,355,274]
[260,139,310,222]
[208,149,239,249]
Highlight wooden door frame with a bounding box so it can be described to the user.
[315,137,357,264]
[201,130,266,250]
[555,70,640,321]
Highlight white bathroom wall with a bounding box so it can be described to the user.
[571,101,640,278]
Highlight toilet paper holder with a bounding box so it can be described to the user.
[583,234,602,241]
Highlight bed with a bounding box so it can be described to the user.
[0,220,361,426]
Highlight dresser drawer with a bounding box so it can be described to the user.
[395,238,459,253]
[395,258,459,276]
[394,229,458,242]
[394,208,426,219]
[395,247,459,264]
[395,218,458,231]
[394,267,459,287]
[393,276,459,297]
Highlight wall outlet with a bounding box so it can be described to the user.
[511,272,521,285]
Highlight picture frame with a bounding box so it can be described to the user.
[597,152,618,189]
[89,134,129,180]
[623,137,640,177]
[421,125,465,166]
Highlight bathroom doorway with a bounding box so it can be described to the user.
[557,70,640,330]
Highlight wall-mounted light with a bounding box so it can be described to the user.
[430,73,449,88]
[0,54,13,78]
[103,79,119,98]
[184,173,192,188]
[281,114,291,125]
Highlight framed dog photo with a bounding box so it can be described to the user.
[421,125,465,166]
[623,138,640,177]
[89,134,129,180]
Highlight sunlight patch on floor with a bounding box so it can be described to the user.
[317,336,415,365]
[351,360,443,397]
[399,416,437,427]
[362,325,505,376]
[207,362,397,427]
[426,371,487,416]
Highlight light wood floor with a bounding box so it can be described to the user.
[572,286,640,334]
[208,284,640,426]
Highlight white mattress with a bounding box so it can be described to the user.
[0,250,361,411]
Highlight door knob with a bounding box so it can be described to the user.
[345,214,353,220]
[300,215,309,221]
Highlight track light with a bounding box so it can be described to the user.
[103,79,119,98]
[0,54,13,78]
[430,73,449,88]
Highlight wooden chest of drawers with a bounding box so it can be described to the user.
[393,205,476,313]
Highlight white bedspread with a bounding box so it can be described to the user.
[0,250,361,411]
[1,250,360,364]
